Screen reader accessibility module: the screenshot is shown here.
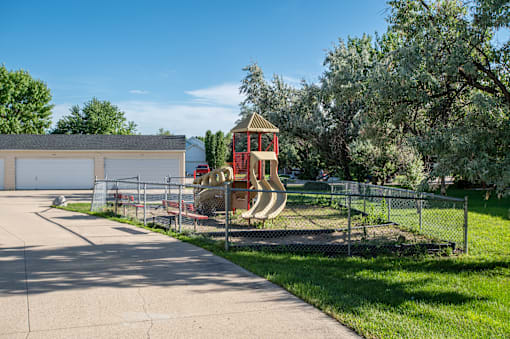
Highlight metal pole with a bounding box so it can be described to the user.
[91,176,97,211]
[137,174,141,203]
[178,184,183,233]
[419,194,423,232]
[143,184,147,225]
[114,181,119,215]
[347,195,351,256]
[164,180,168,202]
[387,197,391,222]
[363,185,366,215]
[330,184,333,206]
[224,182,231,251]
[464,196,468,254]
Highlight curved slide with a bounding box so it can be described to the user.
[241,151,287,220]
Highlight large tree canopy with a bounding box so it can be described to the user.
[0,65,53,134]
[237,0,509,193]
[52,98,137,135]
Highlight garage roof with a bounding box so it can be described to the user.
[0,134,186,151]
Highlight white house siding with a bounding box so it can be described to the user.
[185,138,206,175]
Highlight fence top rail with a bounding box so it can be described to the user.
[96,179,226,191]
[329,180,418,194]
[95,179,464,202]
[110,176,139,181]
[328,180,464,202]
[230,187,464,202]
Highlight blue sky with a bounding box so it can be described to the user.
[0,0,388,136]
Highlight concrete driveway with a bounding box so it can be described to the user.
[0,190,358,338]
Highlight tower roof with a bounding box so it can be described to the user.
[231,113,279,133]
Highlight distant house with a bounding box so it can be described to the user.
[185,137,206,175]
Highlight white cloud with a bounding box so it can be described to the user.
[185,83,244,106]
[129,89,149,95]
[117,101,239,136]
[51,103,73,124]
[281,75,305,88]
[282,75,301,85]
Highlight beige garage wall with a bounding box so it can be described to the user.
[0,150,185,190]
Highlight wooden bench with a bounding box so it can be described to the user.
[162,200,208,230]
[113,193,144,217]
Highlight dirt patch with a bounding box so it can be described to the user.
[222,225,433,246]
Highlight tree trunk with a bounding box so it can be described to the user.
[338,138,352,181]
[440,176,446,195]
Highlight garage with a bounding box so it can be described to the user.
[0,134,186,190]
[15,159,94,189]
[0,159,4,190]
[105,158,180,182]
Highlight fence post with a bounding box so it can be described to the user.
[344,184,347,207]
[330,184,334,206]
[164,181,168,202]
[90,176,97,211]
[178,184,183,233]
[114,181,119,215]
[143,183,147,225]
[464,196,468,254]
[363,185,366,215]
[387,197,391,222]
[224,182,231,251]
[418,193,423,232]
[137,174,141,204]
[347,195,351,256]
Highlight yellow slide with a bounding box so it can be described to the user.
[241,151,287,220]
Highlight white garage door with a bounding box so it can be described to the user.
[0,159,4,190]
[16,159,94,189]
[104,159,180,183]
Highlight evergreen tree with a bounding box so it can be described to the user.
[215,131,227,168]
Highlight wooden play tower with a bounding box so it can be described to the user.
[230,113,279,211]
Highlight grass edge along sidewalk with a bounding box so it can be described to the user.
[57,190,509,339]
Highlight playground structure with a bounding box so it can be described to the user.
[193,113,287,220]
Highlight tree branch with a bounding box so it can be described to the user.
[472,60,510,105]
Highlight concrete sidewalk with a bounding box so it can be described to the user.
[0,190,358,338]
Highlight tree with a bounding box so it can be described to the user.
[157,128,172,135]
[319,35,378,180]
[204,130,231,168]
[215,131,227,168]
[53,98,136,134]
[240,63,324,178]
[236,0,509,190]
[0,65,53,134]
[204,130,216,168]
[372,0,510,192]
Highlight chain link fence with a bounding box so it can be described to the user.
[91,178,467,256]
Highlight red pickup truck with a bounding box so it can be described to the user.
[195,164,211,176]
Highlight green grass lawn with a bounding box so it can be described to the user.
[59,188,509,338]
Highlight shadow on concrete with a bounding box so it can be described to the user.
[0,238,484,312]
[113,227,148,235]
[0,240,287,302]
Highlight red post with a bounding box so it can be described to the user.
[274,133,279,156]
[232,133,236,179]
[246,132,251,210]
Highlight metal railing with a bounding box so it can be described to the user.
[91,178,468,255]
